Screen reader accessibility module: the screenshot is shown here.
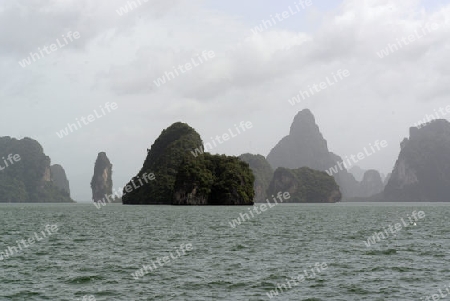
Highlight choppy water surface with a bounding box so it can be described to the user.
[1,202,450,300]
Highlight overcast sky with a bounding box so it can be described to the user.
[1,0,449,202]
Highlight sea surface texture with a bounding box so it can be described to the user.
[0,203,449,301]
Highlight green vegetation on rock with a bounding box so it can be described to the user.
[122,122,255,205]
[173,153,255,205]
[122,122,203,204]
[267,167,341,203]
[239,153,273,202]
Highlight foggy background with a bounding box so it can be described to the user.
[1,0,449,202]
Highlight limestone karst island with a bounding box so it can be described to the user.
[5,2,450,300]
[2,109,450,204]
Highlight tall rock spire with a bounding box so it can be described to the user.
[267,109,359,199]
[90,152,113,202]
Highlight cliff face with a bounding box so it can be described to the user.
[122,122,203,205]
[50,164,70,195]
[384,120,450,201]
[266,109,359,198]
[90,152,113,202]
[267,167,341,203]
[267,109,330,170]
[0,137,73,203]
[384,173,392,186]
[123,122,255,205]
[358,170,384,198]
[239,153,273,202]
[173,153,254,205]
[349,166,367,182]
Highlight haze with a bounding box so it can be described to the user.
[1,0,449,202]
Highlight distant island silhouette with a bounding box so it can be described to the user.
[1,109,449,203]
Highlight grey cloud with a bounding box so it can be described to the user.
[0,0,185,58]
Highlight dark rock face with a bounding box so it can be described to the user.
[50,164,70,195]
[122,122,202,205]
[90,152,113,203]
[358,170,384,198]
[267,167,341,203]
[0,137,73,203]
[384,120,450,201]
[173,153,254,205]
[267,109,329,170]
[328,152,361,198]
[123,122,255,206]
[239,153,273,202]
[266,109,359,198]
